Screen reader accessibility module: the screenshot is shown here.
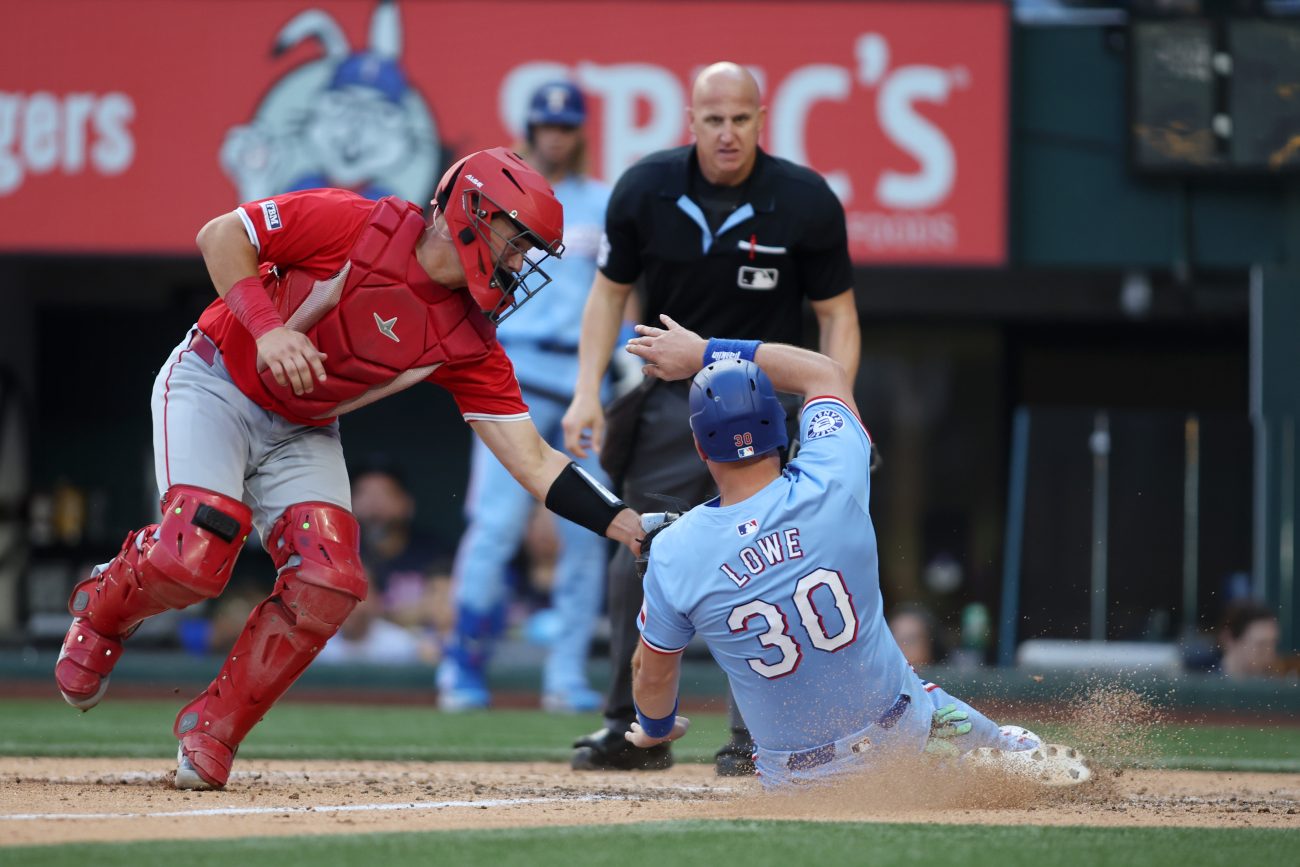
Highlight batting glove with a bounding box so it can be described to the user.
[930,703,973,739]
[923,703,973,757]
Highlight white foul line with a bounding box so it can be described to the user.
[0,786,731,823]
[3,794,619,822]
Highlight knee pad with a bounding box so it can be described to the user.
[263,501,368,643]
[146,485,254,605]
[70,485,252,636]
[267,501,367,606]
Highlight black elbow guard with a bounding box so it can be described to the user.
[545,462,626,536]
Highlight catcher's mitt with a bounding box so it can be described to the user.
[635,511,681,580]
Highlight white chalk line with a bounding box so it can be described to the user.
[0,783,732,822]
[2,794,623,822]
[5,768,612,785]
[3,767,737,789]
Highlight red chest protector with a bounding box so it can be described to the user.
[253,197,496,421]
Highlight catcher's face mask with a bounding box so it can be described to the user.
[432,147,566,324]
[460,191,564,323]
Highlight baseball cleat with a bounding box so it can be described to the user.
[571,726,673,771]
[174,745,216,791]
[173,732,235,791]
[966,741,1093,787]
[436,658,490,712]
[995,724,1042,750]
[438,687,489,712]
[714,730,757,777]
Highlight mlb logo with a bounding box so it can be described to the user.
[259,200,282,231]
[737,266,779,290]
[737,518,759,537]
[737,445,755,458]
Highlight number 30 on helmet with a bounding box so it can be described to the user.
[432,147,565,323]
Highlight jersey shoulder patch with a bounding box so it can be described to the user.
[258,200,283,231]
[804,405,846,440]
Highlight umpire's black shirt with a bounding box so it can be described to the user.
[598,145,852,344]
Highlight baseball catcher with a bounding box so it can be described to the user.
[55,147,641,790]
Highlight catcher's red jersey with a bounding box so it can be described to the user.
[197,189,528,427]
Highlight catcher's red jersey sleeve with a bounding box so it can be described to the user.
[429,341,530,421]
[235,188,373,275]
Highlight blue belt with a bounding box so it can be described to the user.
[785,693,912,771]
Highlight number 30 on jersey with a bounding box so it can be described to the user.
[726,568,858,678]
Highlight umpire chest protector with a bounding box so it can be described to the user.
[601,146,851,344]
[251,196,496,420]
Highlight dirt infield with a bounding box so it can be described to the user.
[1,757,1296,846]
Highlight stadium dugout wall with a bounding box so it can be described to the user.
[997,20,1300,655]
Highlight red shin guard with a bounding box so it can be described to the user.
[175,502,365,788]
[56,486,252,709]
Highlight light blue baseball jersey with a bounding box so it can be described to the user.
[639,396,920,752]
[497,174,609,398]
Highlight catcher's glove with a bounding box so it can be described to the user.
[635,511,681,580]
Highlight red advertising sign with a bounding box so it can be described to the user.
[1,0,1007,264]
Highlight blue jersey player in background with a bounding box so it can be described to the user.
[621,316,1091,788]
[440,81,613,713]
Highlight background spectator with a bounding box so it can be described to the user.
[350,462,452,629]
[1219,601,1282,678]
[317,593,427,665]
[888,604,946,669]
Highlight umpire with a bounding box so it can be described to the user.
[562,61,860,775]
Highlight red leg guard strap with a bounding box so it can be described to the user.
[55,622,124,708]
[59,622,123,678]
[175,502,364,787]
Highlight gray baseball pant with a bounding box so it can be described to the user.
[150,327,351,542]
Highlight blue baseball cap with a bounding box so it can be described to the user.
[689,359,788,462]
[527,81,586,127]
[330,52,409,104]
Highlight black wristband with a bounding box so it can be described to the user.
[545,462,626,537]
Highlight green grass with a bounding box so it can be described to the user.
[2,821,1296,867]
[0,697,727,763]
[1,697,1298,771]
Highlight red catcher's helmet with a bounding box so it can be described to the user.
[432,147,565,323]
